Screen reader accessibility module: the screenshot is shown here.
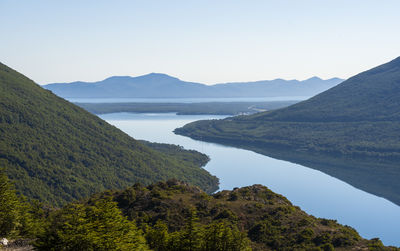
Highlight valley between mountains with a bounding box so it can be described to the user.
[1,60,399,250]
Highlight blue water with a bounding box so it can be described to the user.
[68,96,308,103]
[100,112,400,247]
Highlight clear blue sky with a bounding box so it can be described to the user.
[1,0,399,85]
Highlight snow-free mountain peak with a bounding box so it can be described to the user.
[44,74,343,98]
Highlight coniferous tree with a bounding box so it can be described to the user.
[0,169,25,238]
[34,197,149,250]
[202,221,251,251]
[145,220,170,251]
[181,210,203,251]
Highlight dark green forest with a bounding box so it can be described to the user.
[0,62,218,206]
[1,175,397,250]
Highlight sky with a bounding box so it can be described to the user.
[1,0,400,85]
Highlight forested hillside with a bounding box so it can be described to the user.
[250,56,400,122]
[0,63,218,206]
[175,57,400,206]
[176,56,400,158]
[34,180,397,250]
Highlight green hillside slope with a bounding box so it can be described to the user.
[176,56,400,157]
[36,180,398,250]
[253,56,400,122]
[0,63,218,206]
[175,57,400,205]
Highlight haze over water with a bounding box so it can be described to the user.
[101,112,400,247]
[68,96,309,103]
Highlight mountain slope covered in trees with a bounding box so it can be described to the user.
[249,56,400,122]
[176,56,400,157]
[0,63,218,206]
[175,57,400,205]
[35,180,398,250]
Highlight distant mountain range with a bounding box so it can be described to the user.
[43,74,343,98]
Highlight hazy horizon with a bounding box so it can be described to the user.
[42,72,343,86]
[1,0,400,85]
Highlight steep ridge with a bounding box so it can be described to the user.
[0,63,218,206]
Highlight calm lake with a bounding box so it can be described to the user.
[100,112,400,247]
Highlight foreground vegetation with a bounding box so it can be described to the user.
[76,101,298,115]
[1,175,397,250]
[0,62,218,206]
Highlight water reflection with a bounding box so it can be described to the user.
[100,112,400,247]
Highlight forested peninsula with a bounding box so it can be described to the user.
[175,57,400,206]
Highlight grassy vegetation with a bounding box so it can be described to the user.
[76,101,298,116]
[175,56,400,206]
[0,62,218,206]
[35,180,399,250]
